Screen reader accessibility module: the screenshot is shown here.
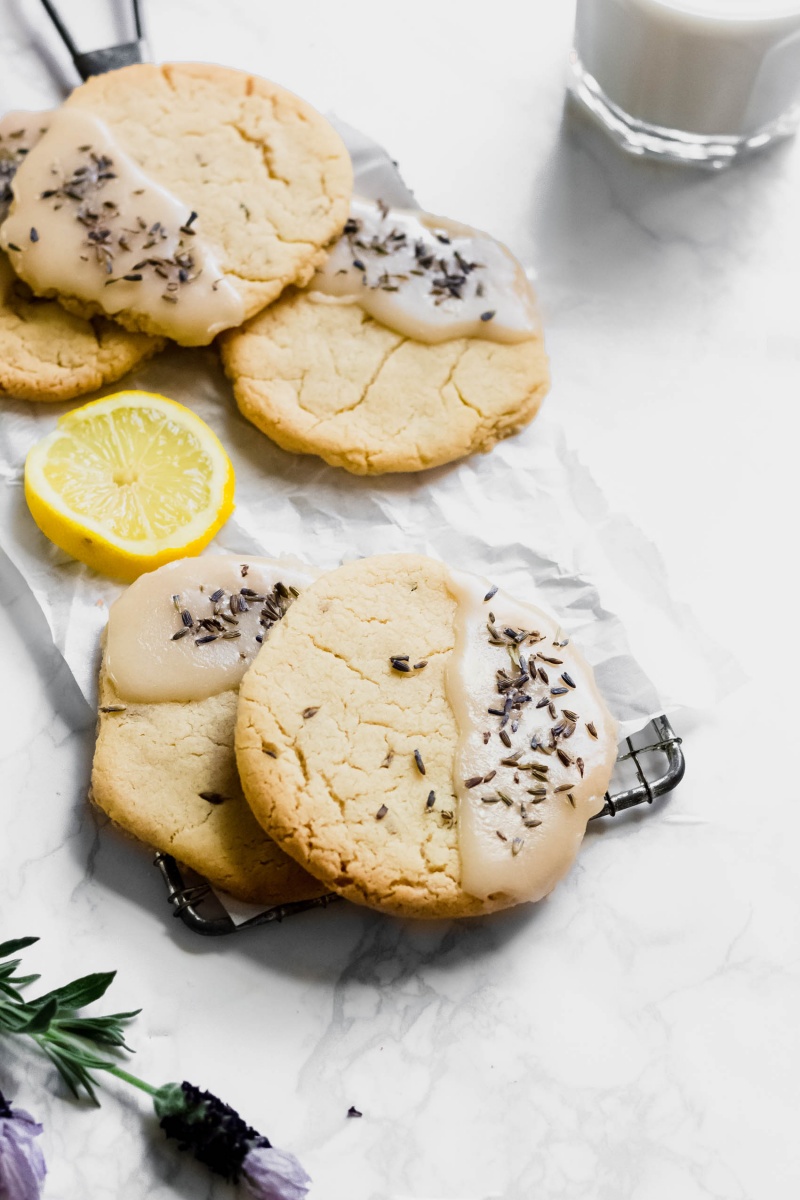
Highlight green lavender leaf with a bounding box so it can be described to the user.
[0,958,28,980]
[0,998,37,1034]
[57,1010,141,1051]
[0,969,41,988]
[0,978,31,1003]
[31,970,116,1012]
[0,938,142,1105]
[37,1040,103,1105]
[34,1029,119,1105]
[20,997,59,1034]
[0,936,39,959]
[0,948,41,1000]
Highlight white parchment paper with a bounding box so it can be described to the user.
[0,121,732,744]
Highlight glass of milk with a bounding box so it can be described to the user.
[570,0,800,167]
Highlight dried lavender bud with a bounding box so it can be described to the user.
[155,1081,267,1181]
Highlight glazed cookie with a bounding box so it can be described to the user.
[235,555,617,918]
[1,64,352,345]
[220,197,549,474]
[0,112,162,401]
[91,555,324,906]
[0,255,163,401]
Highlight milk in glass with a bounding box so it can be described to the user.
[572,0,800,164]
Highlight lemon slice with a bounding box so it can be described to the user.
[25,391,235,581]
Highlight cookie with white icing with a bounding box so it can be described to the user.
[1,64,352,346]
[0,111,162,401]
[91,555,324,906]
[220,198,549,474]
[235,554,617,918]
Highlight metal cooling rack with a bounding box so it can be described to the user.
[154,715,684,936]
[39,0,148,79]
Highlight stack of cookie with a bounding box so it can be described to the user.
[0,64,351,402]
[0,62,548,475]
[92,553,617,918]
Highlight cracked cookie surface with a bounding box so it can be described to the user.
[220,291,549,474]
[59,62,353,338]
[236,554,518,918]
[0,254,162,401]
[91,663,324,906]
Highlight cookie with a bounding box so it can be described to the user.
[0,253,163,402]
[0,111,162,401]
[221,292,549,474]
[49,62,352,340]
[220,196,549,473]
[91,555,325,906]
[235,555,617,918]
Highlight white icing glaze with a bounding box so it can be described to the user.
[0,108,244,345]
[105,555,316,704]
[445,569,618,903]
[308,196,539,344]
[0,110,50,221]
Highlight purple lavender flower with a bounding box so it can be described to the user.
[154,1082,310,1199]
[0,1091,46,1200]
[241,1145,312,1200]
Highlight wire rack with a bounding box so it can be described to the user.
[39,0,148,79]
[154,715,684,936]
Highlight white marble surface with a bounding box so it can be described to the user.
[1,2,799,1198]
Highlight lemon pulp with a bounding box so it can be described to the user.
[25,391,235,580]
